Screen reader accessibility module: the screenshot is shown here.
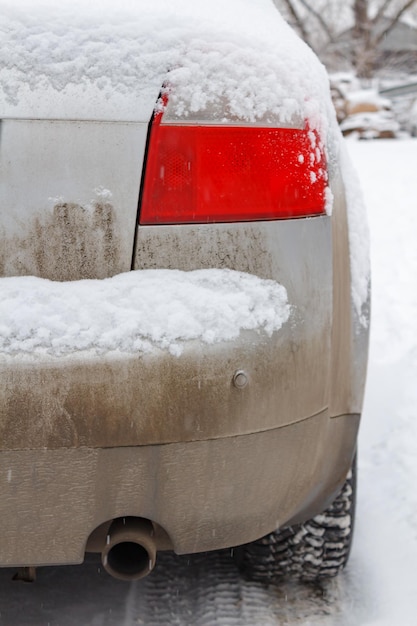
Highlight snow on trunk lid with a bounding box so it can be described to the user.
[0,0,334,132]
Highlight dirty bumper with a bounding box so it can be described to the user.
[0,411,358,566]
[0,323,328,449]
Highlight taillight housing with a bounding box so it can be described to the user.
[140,104,328,225]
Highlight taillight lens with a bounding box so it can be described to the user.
[140,109,327,225]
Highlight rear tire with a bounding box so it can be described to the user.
[235,460,356,583]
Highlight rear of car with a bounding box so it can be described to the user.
[0,0,370,581]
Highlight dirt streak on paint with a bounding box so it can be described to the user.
[0,201,121,281]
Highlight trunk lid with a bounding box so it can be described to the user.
[0,118,148,280]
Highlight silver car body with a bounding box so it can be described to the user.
[0,0,369,573]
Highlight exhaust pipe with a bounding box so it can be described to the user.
[101,517,157,581]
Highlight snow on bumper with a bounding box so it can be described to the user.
[0,269,290,357]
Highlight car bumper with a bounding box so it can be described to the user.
[0,410,359,567]
[0,317,330,450]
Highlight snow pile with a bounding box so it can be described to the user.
[340,111,399,139]
[0,0,333,128]
[340,89,399,139]
[329,72,361,95]
[345,89,392,113]
[0,269,290,357]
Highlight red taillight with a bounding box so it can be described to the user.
[140,110,327,225]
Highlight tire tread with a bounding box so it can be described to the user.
[236,463,356,583]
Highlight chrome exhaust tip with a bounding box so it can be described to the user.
[101,517,156,581]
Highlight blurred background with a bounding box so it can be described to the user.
[274,0,417,139]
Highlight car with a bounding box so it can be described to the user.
[0,0,370,583]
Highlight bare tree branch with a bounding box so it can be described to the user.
[353,0,370,38]
[374,0,417,45]
[275,0,417,77]
[279,0,312,46]
[297,0,337,43]
[372,0,396,24]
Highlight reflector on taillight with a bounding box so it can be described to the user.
[140,104,327,225]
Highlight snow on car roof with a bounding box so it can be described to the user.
[0,0,333,128]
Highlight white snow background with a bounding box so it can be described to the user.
[344,137,417,626]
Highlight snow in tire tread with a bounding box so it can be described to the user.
[237,465,355,583]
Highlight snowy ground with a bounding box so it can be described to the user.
[0,138,416,625]
[344,137,417,626]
